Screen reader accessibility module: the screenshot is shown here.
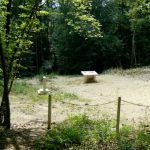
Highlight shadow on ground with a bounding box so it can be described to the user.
[0,121,46,150]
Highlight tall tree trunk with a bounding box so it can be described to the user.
[0,90,10,129]
[0,0,12,129]
[0,36,10,129]
[131,31,136,67]
[0,64,11,129]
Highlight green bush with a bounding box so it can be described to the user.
[117,125,135,150]
[36,115,92,150]
[135,125,150,150]
[35,115,115,150]
[94,119,116,149]
[35,115,150,150]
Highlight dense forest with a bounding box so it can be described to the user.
[30,0,150,74]
[1,0,149,75]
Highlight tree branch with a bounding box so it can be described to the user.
[5,0,12,46]
[7,0,41,83]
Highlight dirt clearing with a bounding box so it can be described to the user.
[50,71,150,123]
[11,68,150,127]
[1,67,150,149]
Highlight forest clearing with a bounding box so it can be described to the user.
[1,67,150,149]
[0,0,150,149]
[10,67,150,127]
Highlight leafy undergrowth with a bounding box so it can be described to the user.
[35,115,150,150]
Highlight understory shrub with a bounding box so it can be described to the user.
[35,115,150,150]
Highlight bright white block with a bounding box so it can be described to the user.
[81,71,98,83]
[37,76,49,95]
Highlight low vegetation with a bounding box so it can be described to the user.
[35,115,150,150]
[53,92,78,101]
[104,67,144,76]
[9,77,78,102]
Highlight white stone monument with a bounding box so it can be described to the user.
[38,76,50,94]
[81,71,98,83]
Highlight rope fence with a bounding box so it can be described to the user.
[122,99,150,108]
[47,94,150,136]
[58,100,116,107]
[58,99,150,108]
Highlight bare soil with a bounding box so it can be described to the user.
[50,69,150,124]
[1,68,150,149]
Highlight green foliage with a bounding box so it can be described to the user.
[50,0,130,74]
[11,79,48,102]
[0,0,44,91]
[135,124,150,150]
[10,77,79,102]
[126,0,150,66]
[35,115,115,150]
[50,0,102,74]
[117,125,135,150]
[0,1,46,128]
[127,0,150,31]
[29,0,150,74]
[53,92,78,101]
[11,80,34,95]
[95,119,115,142]
[35,115,150,150]
[64,0,102,38]
[35,115,93,150]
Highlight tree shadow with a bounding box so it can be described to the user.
[0,120,47,150]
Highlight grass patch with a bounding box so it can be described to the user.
[12,80,34,95]
[53,92,78,101]
[104,67,143,76]
[35,115,150,150]
[11,78,78,102]
[11,79,47,102]
[35,115,93,150]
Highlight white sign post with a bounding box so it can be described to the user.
[38,76,50,94]
[37,76,51,129]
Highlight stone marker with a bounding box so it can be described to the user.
[38,76,50,94]
[81,71,98,83]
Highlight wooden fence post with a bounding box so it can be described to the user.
[116,97,121,136]
[48,94,52,129]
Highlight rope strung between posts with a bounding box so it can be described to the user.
[59,100,82,106]
[58,100,116,107]
[88,100,115,106]
[122,99,150,108]
[58,99,150,108]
